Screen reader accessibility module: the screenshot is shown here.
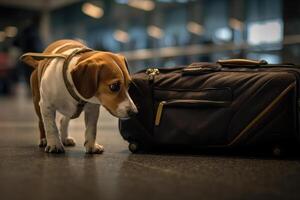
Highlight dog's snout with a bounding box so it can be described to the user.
[116,93,138,118]
[127,109,137,117]
[127,105,138,117]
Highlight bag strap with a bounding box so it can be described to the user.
[217,59,268,66]
[21,48,93,119]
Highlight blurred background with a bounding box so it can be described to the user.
[0,0,299,96]
[2,1,300,198]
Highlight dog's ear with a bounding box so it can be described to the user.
[116,54,131,83]
[71,60,102,99]
[20,54,40,68]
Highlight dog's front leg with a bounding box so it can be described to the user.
[84,103,104,154]
[40,101,64,153]
[60,116,76,146]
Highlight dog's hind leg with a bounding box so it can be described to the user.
[30,70,47,147]
[38,118,47,147]
[59,116,76,146]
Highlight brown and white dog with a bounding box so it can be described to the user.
[21,39,138,154]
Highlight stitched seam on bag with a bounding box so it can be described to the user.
[228,82,296,146]
[153,87,232,92]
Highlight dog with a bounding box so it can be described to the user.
[20,39,138,154]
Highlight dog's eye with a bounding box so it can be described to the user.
[109,82,121,92]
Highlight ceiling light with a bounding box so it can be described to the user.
[229,18,243,31]
[147,25,164,39]
[114,30,130,43]
[215,27,232,41]
[82,2,104,19]
[187,21,204,36]
[5,26,18,38]
[128,0,155,11]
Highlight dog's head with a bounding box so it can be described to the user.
[71,52,138,119]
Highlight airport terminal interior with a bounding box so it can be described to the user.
[1,0,300,199]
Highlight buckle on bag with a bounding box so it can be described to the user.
[146,68,160,81]
[146,68,160,76]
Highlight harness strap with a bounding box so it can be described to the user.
[62,48,93,118]
[23,48,93,119]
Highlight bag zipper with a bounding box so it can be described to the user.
[147,67,300,140]
[154,83,296,146]
[155,99,230,126]
[146,68,160,81]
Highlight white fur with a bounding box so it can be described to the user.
[116,92,138,118]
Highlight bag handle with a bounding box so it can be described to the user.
[182,62,221,75]
[217,59,268,66]
[182,59,269,75]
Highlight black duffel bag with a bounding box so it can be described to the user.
[119,59,300,154]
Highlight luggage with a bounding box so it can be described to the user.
[119,59,300,154]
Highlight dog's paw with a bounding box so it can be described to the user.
[62,137,76,147]
[38,138,47,147]
[85,143,104,154]
[45,140,65,153]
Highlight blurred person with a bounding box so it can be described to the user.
[14,15,43,95]
[0,47,11,95]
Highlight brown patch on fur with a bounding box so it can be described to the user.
[55,44,85,54]
[77,51,99,63]
[43,39,85,53]
[30,69,46,139]
[71,52,132,116]
[106,53,131,85]
[71,59,102,99]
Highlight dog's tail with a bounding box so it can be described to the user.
[20,53,67,68]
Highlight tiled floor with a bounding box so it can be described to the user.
[1,92,300,200]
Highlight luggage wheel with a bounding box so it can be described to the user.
[272,145,282,157]
[129,142,139,153]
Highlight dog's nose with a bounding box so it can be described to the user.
[127,109,138,117]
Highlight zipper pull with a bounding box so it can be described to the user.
[146,68,160,81]
[155,101,166,126]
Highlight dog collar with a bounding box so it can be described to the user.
[62,48,93,119]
